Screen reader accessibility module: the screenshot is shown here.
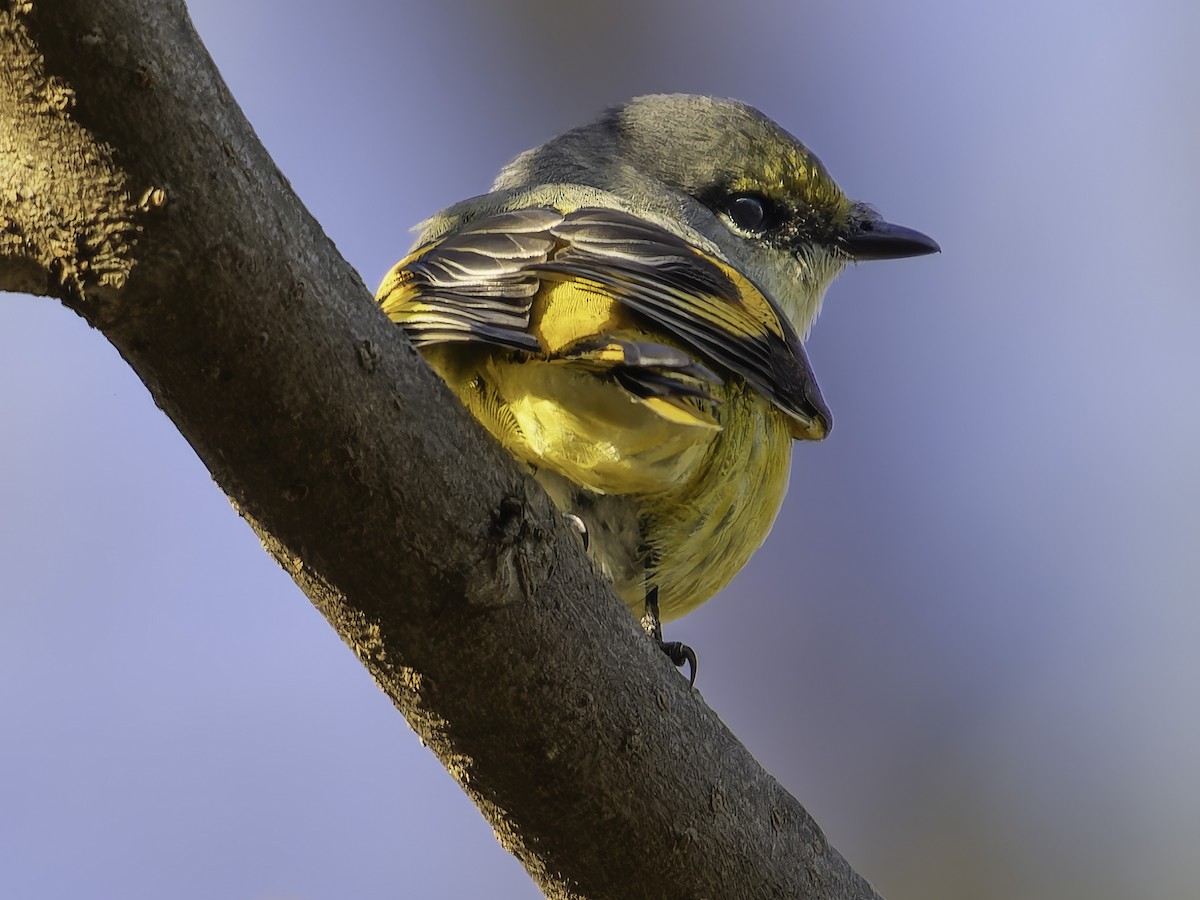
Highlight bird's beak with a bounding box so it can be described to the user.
[844,204,940,261]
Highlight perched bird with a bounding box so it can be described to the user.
[377,94,937,681]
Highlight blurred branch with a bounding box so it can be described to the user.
[0,3,883,899]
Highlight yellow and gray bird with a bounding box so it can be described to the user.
[377,94,937,681]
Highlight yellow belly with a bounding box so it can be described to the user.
[424,339,792,621]
[635,382,792,621]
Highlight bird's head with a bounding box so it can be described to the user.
[495,93,939,339]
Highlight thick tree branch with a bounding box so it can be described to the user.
[1,4,883,899]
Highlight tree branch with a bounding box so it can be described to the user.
[0,3,883,898]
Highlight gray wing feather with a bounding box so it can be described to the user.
[391,205,823,422]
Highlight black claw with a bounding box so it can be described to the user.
[660,641,697,686]
[640,584,697,684]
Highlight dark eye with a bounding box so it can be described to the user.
[725,193,776,234]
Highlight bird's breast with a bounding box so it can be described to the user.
[639,383,793,621]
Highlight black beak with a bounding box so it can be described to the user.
[844,205,940,261]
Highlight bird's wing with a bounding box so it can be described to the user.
[377,205,825,429]
[377,207,561,353]
[553,335,722,428]
[537,208,824,429]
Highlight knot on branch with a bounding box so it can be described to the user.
[1,7,143,304]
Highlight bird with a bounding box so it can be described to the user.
[376,94,938,683]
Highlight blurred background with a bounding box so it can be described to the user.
[3,1,1198,897]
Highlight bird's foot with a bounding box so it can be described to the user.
[641,585,697,685]
[563,513,589,550]
[659,640,697,686]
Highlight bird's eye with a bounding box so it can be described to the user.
[724,193,775,234]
